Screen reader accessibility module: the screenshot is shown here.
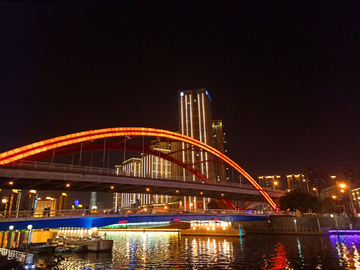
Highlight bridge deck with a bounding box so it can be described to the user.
[0,212,267,231]
[0,165,284,201]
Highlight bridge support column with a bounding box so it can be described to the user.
[275,198,280,209]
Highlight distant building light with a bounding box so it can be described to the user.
[205,90,212,102]
[29,190,37,194]
[74,200,80,207]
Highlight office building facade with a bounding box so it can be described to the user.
[304,165,330,192]
[287,174,308,191]
[178,88,213,180]
[258,175,281,189]
[212,120,228,182]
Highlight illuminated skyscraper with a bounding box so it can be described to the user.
[19,190,37,211]
[178,88,213,180]
[5,189,22,215]
[212,120,228,182]
[113,193,122,210]
[89,192,97,209]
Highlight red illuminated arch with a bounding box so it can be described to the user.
[0,127,278,210]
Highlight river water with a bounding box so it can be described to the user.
[2,230,360,269]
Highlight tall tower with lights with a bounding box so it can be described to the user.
[178,88,213,180]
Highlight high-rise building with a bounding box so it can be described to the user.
[89,192,97,209]
[351,187,360,212]
[59,193,73,212]
[19,190,37,212]
[212,120,228,182]
[337,162,360,186]
[304,165,330,192]
[178,88,213,180]
[287,174,308,191]
[5,189,22,215]
[258,176,281,189]
[141,141,173,179]
[113,193,122,210]
[121,158,142,177]
[35,197,57,217]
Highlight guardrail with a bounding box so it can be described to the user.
[0,208,267,221]
[0,247,33,264]
[0,160,285,193]
[246,226,330,233]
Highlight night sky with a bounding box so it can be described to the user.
[1,1,360,194]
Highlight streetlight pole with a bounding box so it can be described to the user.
[340,183,356,215]
[313,187,318,197]
[303,179,309,192]
[332,195,343,214]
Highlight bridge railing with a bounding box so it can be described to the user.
[1,160,285,194]
[0,207,266,222]
[0,247,33,264]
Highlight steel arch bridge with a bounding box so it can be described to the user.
[0,127,278,211]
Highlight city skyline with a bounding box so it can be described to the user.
[1,2,359,180]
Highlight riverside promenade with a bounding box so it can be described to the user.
[238,215,360,235]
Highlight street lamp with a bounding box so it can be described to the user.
[332,195,343,213]
[313,187,318,197]
[338,183,356,215]
[273,181,278,190]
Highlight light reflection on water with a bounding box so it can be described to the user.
[6,230,360,269]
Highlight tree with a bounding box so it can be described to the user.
[321,197,337,214]
[279,189,322,213]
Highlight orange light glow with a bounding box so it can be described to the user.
[9,182,13,185]
[66,184,70,187]
[0,127,278,211]
[111,186,114,189]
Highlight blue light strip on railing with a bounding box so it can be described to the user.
[328,230,360,234]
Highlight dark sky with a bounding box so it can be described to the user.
[1,1,360,186]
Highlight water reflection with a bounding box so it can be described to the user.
[5,230,360,269]
[330,235,360,269]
